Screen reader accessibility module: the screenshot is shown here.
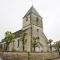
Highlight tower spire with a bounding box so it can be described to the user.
[23,6,42,18]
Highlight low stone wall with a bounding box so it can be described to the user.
[30,52,59,60]
[0,52,59,60]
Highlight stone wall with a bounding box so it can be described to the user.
[0,52,59,60]
[30,52,59,60]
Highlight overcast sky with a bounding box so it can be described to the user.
[0,0,60,42]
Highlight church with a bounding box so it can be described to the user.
[1,6,48,52]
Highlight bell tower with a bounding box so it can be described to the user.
[22,6,48,52]
[23,6,43,30]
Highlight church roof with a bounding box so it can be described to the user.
[23,6,42,18]
[1,29,22,43]
[1,29,29,43]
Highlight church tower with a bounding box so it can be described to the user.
[22,6,48,52]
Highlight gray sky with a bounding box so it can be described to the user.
[0,0,60,42]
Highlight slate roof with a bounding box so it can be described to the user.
[13,29,23,38]
[1,28,29,43]
[23,6,42,18]
[1,29,22,43]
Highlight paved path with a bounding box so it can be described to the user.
[54,58,60,60]
[0,57,3,60]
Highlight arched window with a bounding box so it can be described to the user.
[36,17,38,21]
[26,17,28,21]
[17,40,19,47]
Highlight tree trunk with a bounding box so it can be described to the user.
[50,43,52,59]
[6,41,8,51]
[22,41,24,51]
[50,43,52,52]
[6,45,8,51]
[34,45,35,52]
[34,47,35,52]
[23,46,24,51]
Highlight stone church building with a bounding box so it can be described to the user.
[1,6,48,52]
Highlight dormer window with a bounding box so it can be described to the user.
[26,17,28,21]
[36,17,38,21]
